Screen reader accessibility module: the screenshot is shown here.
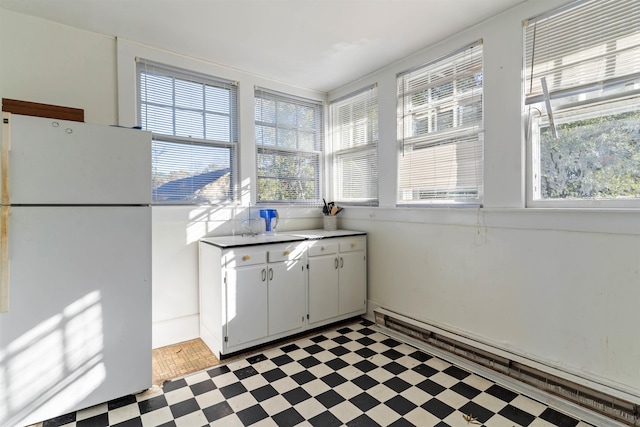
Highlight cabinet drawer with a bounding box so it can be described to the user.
[268,244,304,262]
[226,250,267,267]
[308,242,339,257]
[339,237,365,252]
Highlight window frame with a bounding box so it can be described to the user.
[254,87,324,204]
[329,84,379,206]
[524,0,640,208]
[136,59,239,205]
[396,40,484,207]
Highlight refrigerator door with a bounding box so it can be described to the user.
[1,113,151,205]
[0,206,151,427]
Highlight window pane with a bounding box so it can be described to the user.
[256,125,276,146]
[279,129,297,149]
[336,148,378,200]
[205,86,230,114]
[537,109,640,200]
[255,98,276,124]
[257,150,318,202]
[152,140,232,203]
[297,105,315,130]
[140,74,173,104]
[205,113,230,142]
[175,109,204,139]
[175,79,203,109]
[459,100,482,126]
[277,102,297,126]
[435,109,454,131]
[141,105,173,135]
[298,131,315,151]
[398,135,483,201]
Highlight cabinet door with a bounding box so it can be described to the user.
[308,254,339,324]
[339,250,366,315]
[268,258,306,336]
[226,264,268,347]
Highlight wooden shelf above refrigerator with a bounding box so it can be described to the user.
[2,98,84,122]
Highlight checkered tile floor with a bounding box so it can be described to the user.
[41,319,593,427]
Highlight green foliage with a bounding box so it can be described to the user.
[539,111,640,199]
[257,151,317,202]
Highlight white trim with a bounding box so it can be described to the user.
[337,205,640,236]
[152,314,200,349]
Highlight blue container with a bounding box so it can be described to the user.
[259,209,278,233]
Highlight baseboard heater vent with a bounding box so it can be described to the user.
[374,309,639,426]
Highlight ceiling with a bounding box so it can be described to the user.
[0,0,526,93]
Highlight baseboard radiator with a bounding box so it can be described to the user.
[374,309,639,426]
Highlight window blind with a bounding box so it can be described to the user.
[330,84,378,205]
[254,87,323,203]
[525,0,640,105]
[397,41,483,206]
[137,59,238,204]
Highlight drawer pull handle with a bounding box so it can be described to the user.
[321,246,324,251]
[242,255,251,261]
[283,250,291,256]
[351,242,356,248]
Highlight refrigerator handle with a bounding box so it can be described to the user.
[1,111,10,205]
[0,206,8,312]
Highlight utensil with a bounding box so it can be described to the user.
[323,199,329,215]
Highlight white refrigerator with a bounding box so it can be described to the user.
[0,113,152,427]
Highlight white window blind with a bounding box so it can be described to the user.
[330,84,378,205]
[397,40,484,206]
[525,0,640,204]
[137,59,238,204]
[255,87,323,203]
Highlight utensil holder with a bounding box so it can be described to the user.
[323,215,337,231]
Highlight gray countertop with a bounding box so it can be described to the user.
[200,229,366,248]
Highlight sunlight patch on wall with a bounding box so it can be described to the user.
[0,291,105,427]
[186,206,232,244]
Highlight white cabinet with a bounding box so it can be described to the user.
[199,240,306,357]
[308,243,340,324]
[199,231,366,357]
[307,236,367,327]
[267,250,306,336]
[225,260,268,348]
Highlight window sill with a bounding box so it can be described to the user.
[339,205,640,236]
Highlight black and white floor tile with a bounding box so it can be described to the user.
[41,320,594,427]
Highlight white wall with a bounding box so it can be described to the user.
[331,0,640,400]
[0,11,326,349]
[0,12,117,125]
[3,2,639,402]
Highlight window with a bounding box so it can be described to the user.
[397,41,484,206]
[525,0,640,206]
[254,88,323,203]
[330,84,378,205]
[137,59,238,204]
